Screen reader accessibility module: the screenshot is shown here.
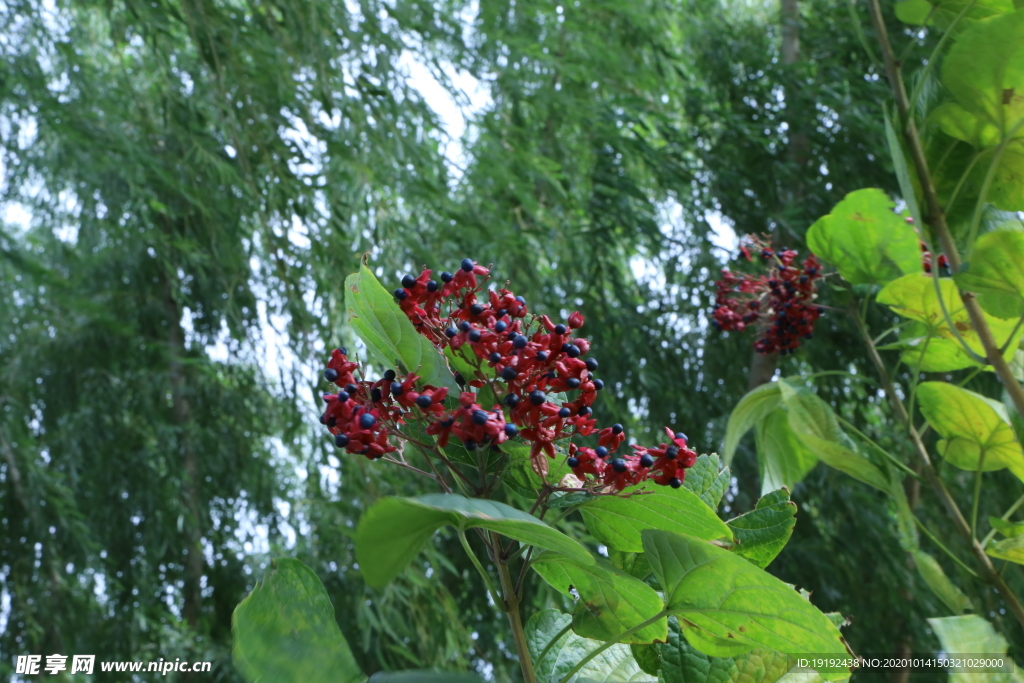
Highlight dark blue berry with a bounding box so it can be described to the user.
[319,412,327,425]
[567,456,579,468]
[536,351,549,361]
[383,369,396,381]
[640,454,654,468]
[336,391,350,403]
[578,406,592,417]
[674,432,688,442]
[394,288,408,300]
[566,344,581,358]
[595,446,608,458]
[416,395,433,408]
[441,417,455,427]
[496,309,507,318]
[455,373,466,386]
[554,324,567,335]
[611,458,627,473]
[464,439,477,450]
[335,433,349,448]
[515,296,526,304]
[558,407,571,418]
[505,393,520,406]
[489,352,502,363]
[345,383,359,394]
[593,379,604,390]
[337,346,348,356]
[401,274,417,289]
[494,321,507,333]
[390,382,403,396]
[326,416,337,428]
[501,367,518,381]
[459,321,472,332]
[426,280,439,292]
[469,329,482,343]
[461,258,475,272]
[513,335,528,349]
[472,410,489,425]
[371,387,382,402]
[324,368,339,382]
[566,377,581,389]
[359,413,376,429]
[665,446,678,460]
[612,424,624,434]
[670,477,683,489]
[440,271,453,282]
[504,424,518,438]
[445,327,458,338]
[470,304,485,316]
[529,390,546,405]
[586,358,598,371]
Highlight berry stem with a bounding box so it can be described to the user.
[489,531,538,683]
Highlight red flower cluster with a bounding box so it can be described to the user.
[320,347,400,459]
[907,218,950,274]
[713,237,823,356]
[320,258,701,493]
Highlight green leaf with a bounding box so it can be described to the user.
[642,530,852,678]
[531,552,668,644]
[885,107,924,229]
[878,273,1024,370]
[367,673,484,682]
[659,617,800,683]
[956,229,1024,318]
[754,408,819,496]
[778,381,889,491]
[726,488,797,569]
[345,261,457,390]
[989,516,1024,537]
[608,549,653,580]
[232,558,366,683]
[927,615,1022,683]
[724,383,782,466]
[683,453,731,511]
[917,382,1024,480]
[910,550,973,614]
[988,535,1024,563]
[579,486,734,553]
[806,188,922,285]
[630,644,661,676]
[525,609,658,683]
[895,0,1015,34]
[355,494,593,589]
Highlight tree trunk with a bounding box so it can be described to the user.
[161,274,204,632]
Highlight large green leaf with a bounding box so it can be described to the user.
[345,261,457,390]
[956,229,1024,318]
[806,188,921,285]
[724,383,782,465]
[683,453,731,511]
[754,408,819,496]
[927,616,1022,683]
[579,486,733,553]
[642,530,852,679]
[525,609,658,683]
[355,494,593,589]
[726,489,797,569]
[877,273,1024,370]
[917,382,1024,480]
[232,558,366,683]
[910,550,973,614]
[531,552,668,644]
[608,549,654,581]
[777,381,889,491]
[659,617,801,683]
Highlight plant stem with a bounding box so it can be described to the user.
[835,415,921,480]
[490,532,537,683]
[851,302,1024,627]
[914,516,980,579]
[971,453,985,539]
[866,0,1024,423]
[458,529,504,611]
[559,611,669,683]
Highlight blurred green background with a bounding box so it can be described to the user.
[1,0,1021,680]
